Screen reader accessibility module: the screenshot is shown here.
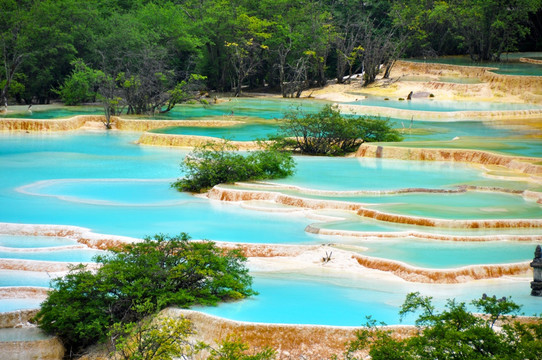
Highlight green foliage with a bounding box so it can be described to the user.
[208,335,276,360]
[110,313,195,360]
[392,0,542,60]
[36,233,255,356]
[172,142,296,193]
[345,292,542,360]
[56,59,99,105]
[2,0,541,102]
[0,76,25,101]
[277,104,402,156]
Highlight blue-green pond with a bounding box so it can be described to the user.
[406,52,542,76]
[0,97,541,324]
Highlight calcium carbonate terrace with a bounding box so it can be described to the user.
[1,82,541,326]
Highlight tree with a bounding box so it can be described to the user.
[276,105,402,156]
[392,0,542,60]
[452,0,542,61]
[96,69,124,129]
[359,15,403,86]
[110,312,196,360]
[0,0,32,109]
[345,292,542,360]
[16,0,98,104]
[226,14,271,96]
[172,142,296,193]
[36,233,255,357]
[331,0,366,83]
[56,59,100,105]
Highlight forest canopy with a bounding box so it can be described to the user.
[1,0,541,106]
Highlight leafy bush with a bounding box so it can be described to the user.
[276,104,402,156]
[56,59,100,105]
[172,142,296,193]
[345,292,542,360]
[110,313,195,360]
[36,233,255,356]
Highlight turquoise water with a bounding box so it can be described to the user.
[22,179,187,207]
[0,235,77,248]
[0,133,319,242]
[3,102,541,157]
[153,117,542,157]
[5,95,541,121]
[154,98,325,120]
[348,95,542,112]
[272,157,483,191]
[320,218,542,237]
[0,248,101,262]
[0,299,43,313]
[352,239,535,268]
[406,52,542,76]
[234,185,542,221]
[196,273,542,325]
[364,192,542,220]
[152,122,280,141]
[0,98,326,120]
[0,270,54,287]
[0,125,541,322]
[0,106,104,119]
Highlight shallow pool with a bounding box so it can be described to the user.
[0,270,55,287]
[0,299,43,313]
[152,122,280,141]
[0,98,327,120]
[195,272,541,325]
[0,130,540,321]
[406,52,542,76]
[272,156,484,191]
[0,234,77,248]
[0,248,101,262]
[348,238,535,268]
[348,95,542,112]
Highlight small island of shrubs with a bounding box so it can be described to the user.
[172,106,402,193]
[36,233,255,356]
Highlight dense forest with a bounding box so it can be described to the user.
[2,0,541,109]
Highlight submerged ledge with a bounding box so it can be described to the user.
[0,115,244,132]
[351,254,530,283]
[227,242,532,284]
[356,208,542,229]
[338,104,542,121]
[0,223,534,284]
[208,186,542,230]
[233,182,529,197]
[356,144,542,177]
[307,224,542,243]
[137,132,262,150]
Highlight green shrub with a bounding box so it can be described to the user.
[276,104,402,156]
[345,292,542,360]
[172,142,295,193]
[36,233,255,356]
[56,59,99,105]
